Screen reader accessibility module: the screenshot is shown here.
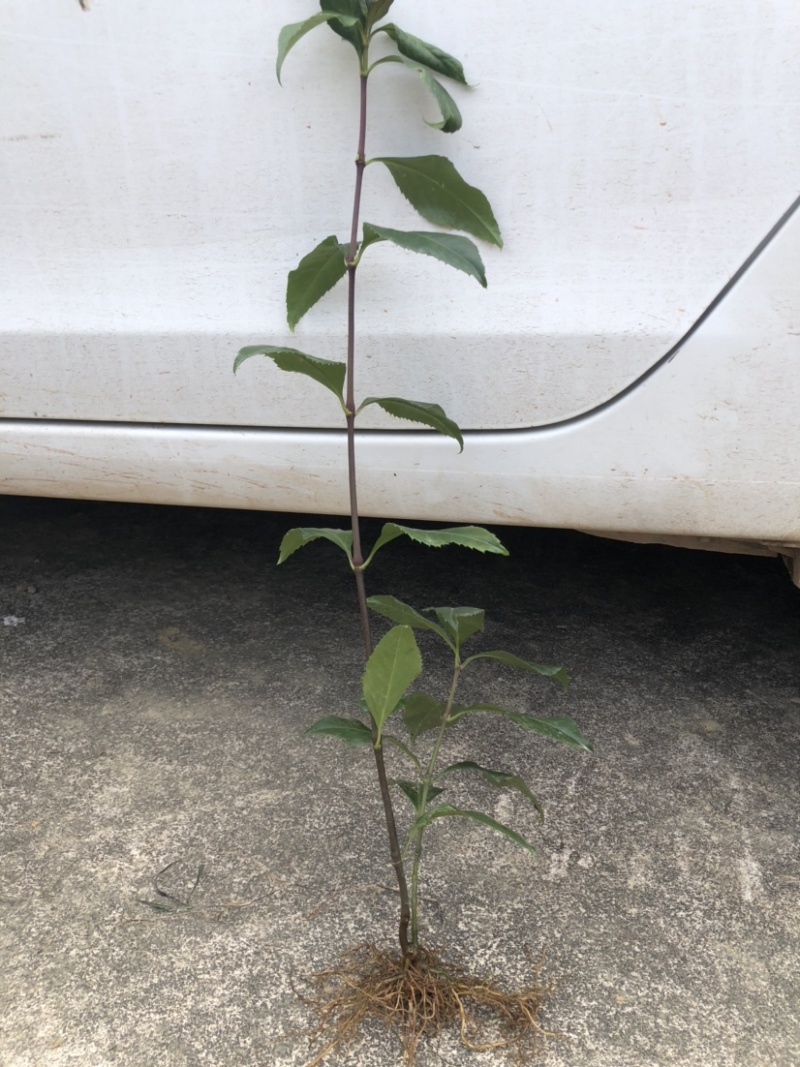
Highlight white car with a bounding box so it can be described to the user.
[2,0,799,582]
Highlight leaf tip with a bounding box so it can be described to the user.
[232,348,251,375]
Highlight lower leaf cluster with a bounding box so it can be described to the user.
[306,593,591,864]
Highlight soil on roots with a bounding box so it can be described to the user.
[299,943,556,1066]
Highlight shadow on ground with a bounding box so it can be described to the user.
[1,497,798,1066]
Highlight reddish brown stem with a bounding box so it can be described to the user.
[346,70,412,957]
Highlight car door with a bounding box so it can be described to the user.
[2,0,799,573]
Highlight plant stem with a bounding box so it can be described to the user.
[345,65,412,958]
[409,655,462,949]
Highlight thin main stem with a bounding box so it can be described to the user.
[345,64,412,957]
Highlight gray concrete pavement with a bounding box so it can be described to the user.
[1,496,798,1066]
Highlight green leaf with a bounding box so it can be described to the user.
[358,397,463,450]
[371,523,508,557]
[413,66,461,132]
[363,522,404,559]
[383,733,422,771]
[402,691,447,741]
[277,12,361,83]
[277,527,353,566]
[462,650,568,691]
[395,779,422,807]
[413,804,536,854]
[305,715,373,746]
[363,523,507,570]
[286,235,348,331]
[447,702,592,751]
[320,0,366,54]
[357,222,385,259]
[371,57,462,132]
[503,711,592,751]
[394,779,444,808]
[429,606,484,647]
[367,595,451,644]
[361,223,485,285]
[378,24,467,84]
[373,156,502,247]
[438,760,543,820]
[366,0,394,31]
[234,346,346,406]
[362,625,423,744]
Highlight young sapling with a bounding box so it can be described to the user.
[235,2,592,1061]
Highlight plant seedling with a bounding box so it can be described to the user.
[235,2,592,1061]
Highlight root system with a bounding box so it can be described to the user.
[299,943,557,1066]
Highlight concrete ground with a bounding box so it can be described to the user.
[0,495,798,1067]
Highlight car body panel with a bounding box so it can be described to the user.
[1,0,798,429]
[3,204,799,546]
[1,0,799,581]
